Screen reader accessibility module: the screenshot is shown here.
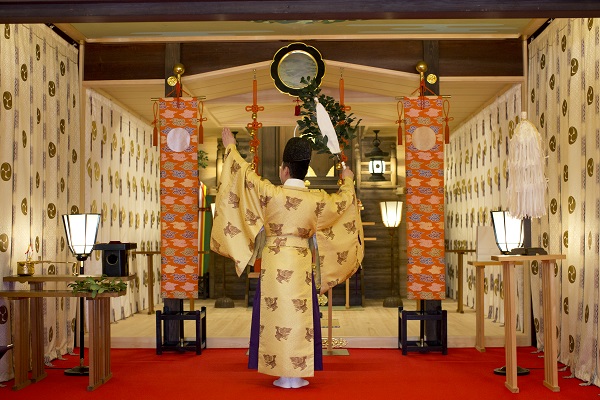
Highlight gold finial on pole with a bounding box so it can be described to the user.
[173,63,185,77]
[415,61,428,81]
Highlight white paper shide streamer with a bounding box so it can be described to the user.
[314,97,345,167]
[507,112,547,219]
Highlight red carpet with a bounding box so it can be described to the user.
[2,347,598,399]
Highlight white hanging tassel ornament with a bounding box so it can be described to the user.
[507,112,547,219]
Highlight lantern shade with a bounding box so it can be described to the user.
[369,160,386,174]
[62,213,101,260]
[380,201,403,228]
[490,210,523,254]
[366,130,389,182]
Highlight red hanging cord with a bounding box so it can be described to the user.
[152,101,159,146]
[443,99,453,144]
[294,98,301,116]
[411,80,437,98]
[166,80,191,98]
[339,76,345,108]
[245,72,264,174]
[198,101,207,144]
[396,100,404,145]
[339,74,351,112]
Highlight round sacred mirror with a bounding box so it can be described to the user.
[271,42,325,96]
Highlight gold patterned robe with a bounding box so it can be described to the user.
[211,144,364,377]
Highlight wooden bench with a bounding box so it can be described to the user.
[0,289,124,391]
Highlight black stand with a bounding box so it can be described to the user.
[156,300,206,355]
[65,260,88,376]
[398,301,447,355]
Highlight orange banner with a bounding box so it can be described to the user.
[159,97,199,299]
[403,96,446,300]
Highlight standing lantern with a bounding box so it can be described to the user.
[491,210,545,256]
[380,201,403,308]
[62,213,101,376]
[490,210,524,254]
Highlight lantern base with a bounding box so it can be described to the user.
[65,365,89,376]
[383,295,403,308]
[505,247,547,256]
[214,296,235,308]
[493,365,530,376]
[368,174,386,182]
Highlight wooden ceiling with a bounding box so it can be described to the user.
[3,1,600,22]
[79,39,526,137]
[6,1,600,139]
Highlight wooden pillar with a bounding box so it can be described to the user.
[422,40,442,341]
[254,126,283,184]
[163,43,182,341]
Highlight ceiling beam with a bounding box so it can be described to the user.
[1,1,600,23]
[83,39,522,81]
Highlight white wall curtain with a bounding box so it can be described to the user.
[0,24,80,381]
[0,26,161,383]
[445,84,525,330]
[84,89,161,322]
[529,18,600,386]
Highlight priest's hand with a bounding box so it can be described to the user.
[222,128,236,147]
[341,167,354,180]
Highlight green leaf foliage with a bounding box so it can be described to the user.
[68,275,127,299]
[295,76,361,157]
[197,149,209,169]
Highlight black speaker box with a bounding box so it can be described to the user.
[94,242,137,277]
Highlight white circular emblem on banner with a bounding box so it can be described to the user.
[412,126,437,151]
[166,128,190,152]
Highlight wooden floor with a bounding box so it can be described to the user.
[110,298,531,350]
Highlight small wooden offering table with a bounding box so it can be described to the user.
[491,254,565,393]
[467,260,523,352]
[2,274,134,391]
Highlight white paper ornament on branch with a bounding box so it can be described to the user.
[314,97,346,168]
[314,97,341,154]
[507,112,547,219]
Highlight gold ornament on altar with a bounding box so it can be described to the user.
[318,293,328,306]
[322,338,348,349]
[17,260,77,276]
[17,261,35,276]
